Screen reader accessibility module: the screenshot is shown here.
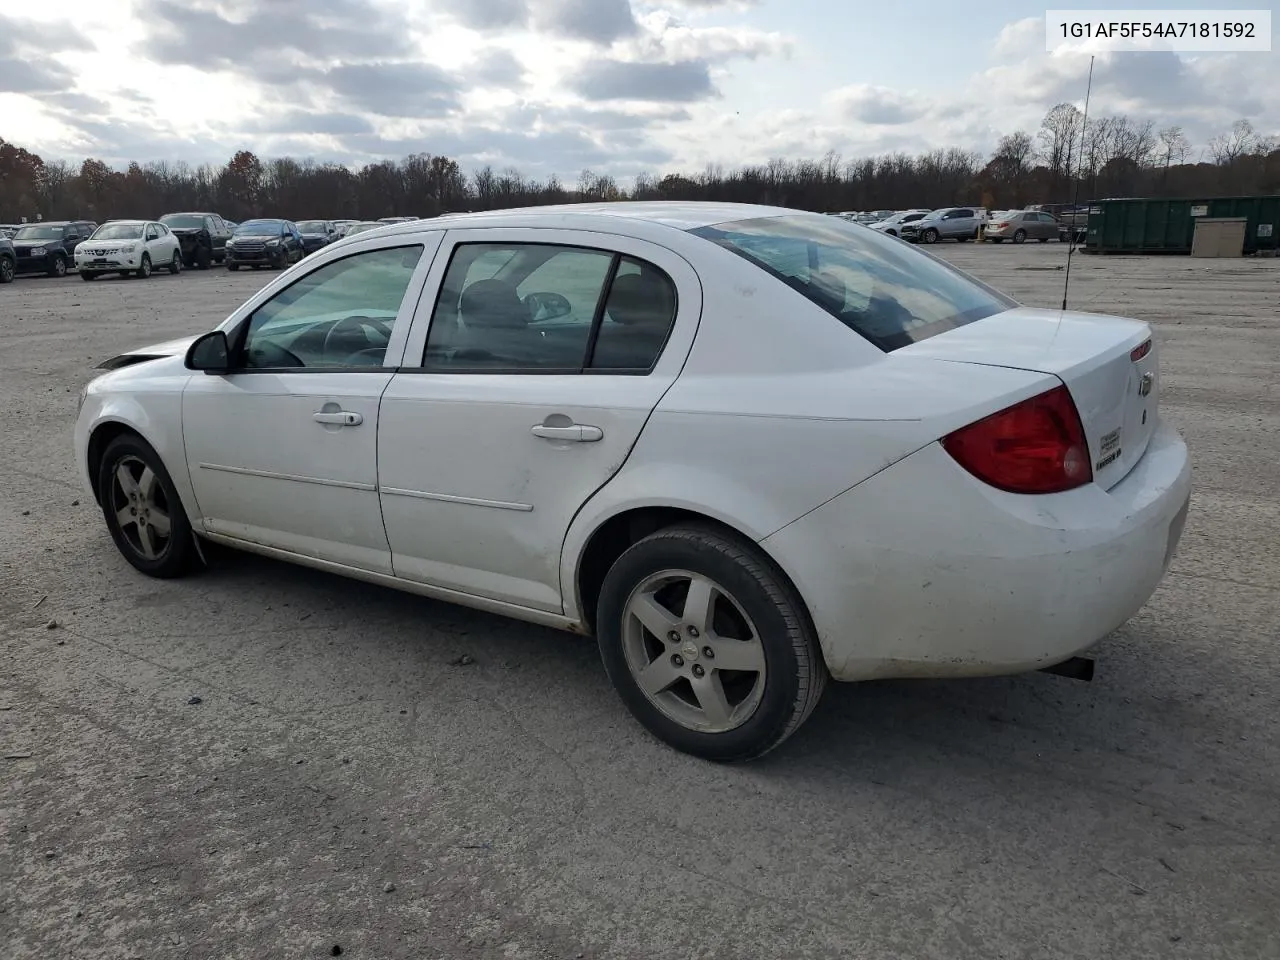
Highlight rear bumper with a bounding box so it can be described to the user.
[762,420,1191,681]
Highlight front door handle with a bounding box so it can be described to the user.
[313,410,363,426]
[531,423,603,442]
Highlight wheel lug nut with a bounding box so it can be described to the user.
[692,664,706,678]
[703,646,714,659]
[687,626,699,638]
[667,631,680,644]
[671,654,684,668]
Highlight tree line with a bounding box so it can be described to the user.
[2,106,1278,224]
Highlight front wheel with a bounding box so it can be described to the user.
[921,228,939,244]
[596,524,827,762]
[0,257,16,283]
[96,434,198,578]
[136,254,152,278]
[196,245,212,269]
[49,255,67,278]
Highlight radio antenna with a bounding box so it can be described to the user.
[1062,54,1095,311]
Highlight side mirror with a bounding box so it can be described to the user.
[186,330,231,373]
[524,291,572,323]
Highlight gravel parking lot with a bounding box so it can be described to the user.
[2,245,1277,959]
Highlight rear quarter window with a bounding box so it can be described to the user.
[691,214,1015,351]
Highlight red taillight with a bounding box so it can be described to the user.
[1130,339,1152,362]
[942,385,1092,494]
[994,221,1009,228]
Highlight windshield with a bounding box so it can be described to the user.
[690,214,1014,352]
[14,225,64,241]
[235,220,284,235]
[91,223,145,240]
[297,220,326,233]
[160,214,203,229]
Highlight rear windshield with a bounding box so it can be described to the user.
[690,214,1014,351]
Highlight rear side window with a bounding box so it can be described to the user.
[691,214,1014,351]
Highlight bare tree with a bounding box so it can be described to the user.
[1037,103,1083,199]
[1209,120,1258,165]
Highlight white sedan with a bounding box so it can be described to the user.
[76,220,183,280]
[73,202,1191,761]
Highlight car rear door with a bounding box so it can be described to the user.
[377,227,701,613]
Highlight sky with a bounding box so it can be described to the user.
[1,0,1276,182]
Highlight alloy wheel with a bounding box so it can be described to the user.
[621,569,767,733]
[109,455,173,562]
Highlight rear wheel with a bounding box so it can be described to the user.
[597,524,827,762]
[48,255,67,278]
[1013,229,1028,244]
[136,254,152,279]
[169,249,183,274]
[96,434,198,579]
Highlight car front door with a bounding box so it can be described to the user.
[143,224,161,262]
[947,209,975,239]
[181,236,442,572]
[377,228,701,613]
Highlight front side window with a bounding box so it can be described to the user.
[239,245,424,370]
[423,243,615,370]
[691,214,1014,352]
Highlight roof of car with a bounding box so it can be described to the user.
[381,202,807,235]
[102,219,151,225]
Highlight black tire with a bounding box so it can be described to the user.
[81,271,96,281]
[96,433,198,579]
[596,524,828,762]
[1,256,16,283]
[136,254,152,279]
[1013,229,1027,244]
[49,255,67,278]
[227,262,240,271]
[196,245,212,269]
[921,228,939,244]
[168,248,183,274]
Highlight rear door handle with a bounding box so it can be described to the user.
[313,410,363,426]
[531,423,603,442]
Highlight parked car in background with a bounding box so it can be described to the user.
[985,210,1061,243]
[333,219,361,238]
[0,236,15,283]
[377,216,418,224]
[0,224,20,239]
[899,207,987,244]
[223,221,238,230]
[74,202,1189,762]
[342,221,386,237]
[225,219,304,270]
[159,212,232,268]
[296,220,338,255]
[76,220,183,280]
[9,220,96,277]
[869,210,930,237]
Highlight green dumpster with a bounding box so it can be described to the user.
[1085,196,1280,254]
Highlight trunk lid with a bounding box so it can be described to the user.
[897,307,1159,490]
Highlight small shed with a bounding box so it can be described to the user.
[1190,217,1248,258]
